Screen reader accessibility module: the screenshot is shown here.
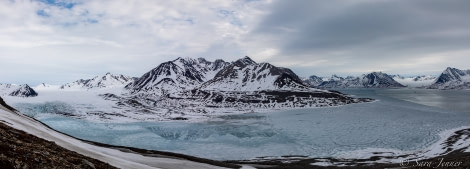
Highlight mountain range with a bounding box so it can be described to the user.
[60,72,135,90]
[2,58,469,100]
[391,75,436,88]
[117,56,366,113]
[304,72,406,88]
[303,67,470,89]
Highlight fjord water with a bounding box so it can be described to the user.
[14,89,470,160]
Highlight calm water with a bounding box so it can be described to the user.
[374,89,470,113]
[14,89,470,160]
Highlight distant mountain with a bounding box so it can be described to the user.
[312,72,405,88]
[303,75,326,87]
[199,56,308,91]
[34,83,61,91]
[60,73,135,90]
[391,75,436,88]
[0,84,38,97]
[428,67,470,89]
[126,57,230,95]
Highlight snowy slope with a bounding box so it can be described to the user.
[428,67,470,89]
[391,75,436,88]
[0,97,234,169]
[60,73,135,90]
[0,83,38,97]
[200,56,308,91]
[126,57,229,95]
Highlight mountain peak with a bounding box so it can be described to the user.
[200,57,307,91]
[237,56,256,65]
[127,57,229,94]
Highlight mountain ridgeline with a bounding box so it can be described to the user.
[125,57,230,95]
[100,56,372,116]
[303,67,470,89]
[304,72,406,88]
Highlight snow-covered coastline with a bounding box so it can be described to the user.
[0,98,244,169]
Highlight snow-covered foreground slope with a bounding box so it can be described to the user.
[0,98,238,169]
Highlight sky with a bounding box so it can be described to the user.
[1,0,470,85]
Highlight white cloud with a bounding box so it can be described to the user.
[0,0,270,84]
[1,0,469,84]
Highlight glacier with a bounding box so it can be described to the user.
[7,89,470,161]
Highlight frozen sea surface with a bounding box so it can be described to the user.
[10,89,470,160]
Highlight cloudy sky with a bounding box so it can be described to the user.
[1,0,470,85]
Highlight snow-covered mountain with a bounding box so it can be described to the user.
[391,75,436,88]
[199,56,308,91]
[60,73,135,90]
[126,57,230,94]
[0,84,38,97]
[428,67,470,89]
[303,75,327,87]
[102,56,373,120]
[315,72,405,88]
[34,83,61,91]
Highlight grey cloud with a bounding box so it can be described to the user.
[251,0,470,75]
